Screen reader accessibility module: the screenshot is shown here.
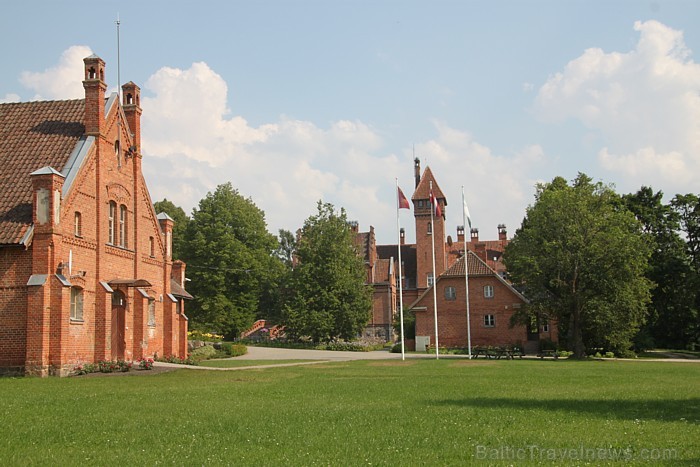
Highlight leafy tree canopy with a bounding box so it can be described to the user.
[504,174,653,357]
[282,201,372,343]
[182,183,283,338]
[623,188,699,349]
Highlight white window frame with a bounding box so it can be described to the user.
[484,314,495,327]
[427,273,434,287]
[119,204,127,248]
[70,287,84,321]
[484,285,494,298]
[108,201,116,245]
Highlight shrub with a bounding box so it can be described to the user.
[138,358,154,370]
[604,351,615,359]
[156,355,199,366]
[187,330,224,342]
[73,363,97,375]
[189,345,216,360]
[97,360,131,373]
[390,343,402,353]
[229,343,247,357]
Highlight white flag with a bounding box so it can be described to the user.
[462,189,472,230]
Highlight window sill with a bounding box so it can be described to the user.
[70,318,84,325]
[147,324,156,328]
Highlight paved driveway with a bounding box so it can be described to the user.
[242,346,411,361]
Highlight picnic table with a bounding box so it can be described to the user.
[472,346,525,360]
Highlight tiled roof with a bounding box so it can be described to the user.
[412,166,446,203]
[0,99,85,245]
[171,279,194,300]
[442,250,494,277]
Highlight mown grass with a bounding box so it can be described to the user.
[0,360,698,465]
[199,359,316,368]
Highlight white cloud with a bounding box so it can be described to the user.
[19,45,93,100]
[140,61,405,240]
[140,61,547,243]
[534,20,700,195]
[0,93,20,103]
[410,122,548,241]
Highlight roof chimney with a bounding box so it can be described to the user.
[414,157,421,188]
[457,225,465,243]
[82,55,106,136]
[470,228,479,243]
[121,81,142,155]
[498,224,507,241]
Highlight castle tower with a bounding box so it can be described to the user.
[411,161,447,289]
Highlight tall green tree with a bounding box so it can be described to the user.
[153,198,190,260]
[623,188,698,349]
[182,183,282,338]
[504,174,652,358]
[282,202,372,343]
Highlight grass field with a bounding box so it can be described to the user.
[199,359,316,368]
[0,359,698,465]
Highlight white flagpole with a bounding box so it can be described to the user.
[396,179,406,361]
[430,181,439,360]
[462,186,472,359]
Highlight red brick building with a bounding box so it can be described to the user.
[0,55,190,376]
[369,158,557,351]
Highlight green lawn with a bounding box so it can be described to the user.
[0,360,698,465]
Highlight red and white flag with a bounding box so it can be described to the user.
[398,186,410,210]
[430,190,442,218]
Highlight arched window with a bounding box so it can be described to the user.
[70,287,84,321]
[108,201,117,244]
[149,236,155,257]
[119,204,128,248]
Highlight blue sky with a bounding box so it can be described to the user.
[2,1,700,244]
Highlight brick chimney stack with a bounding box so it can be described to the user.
[457,225,465,243]
[82,55,106,136]
[470,228,479,243]
[121,82,142,154]
[498,224,507,241]
[172,260,186,287]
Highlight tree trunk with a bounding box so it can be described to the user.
[571,305,586,358]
